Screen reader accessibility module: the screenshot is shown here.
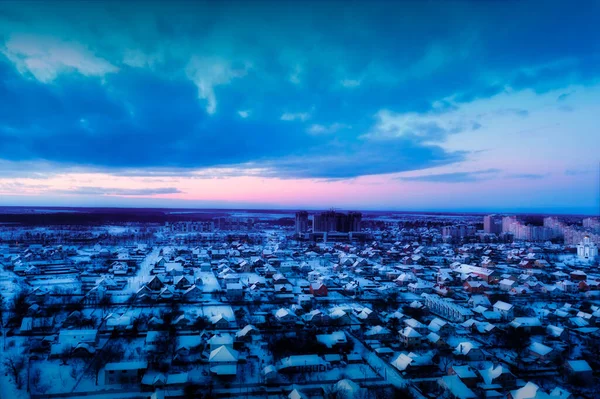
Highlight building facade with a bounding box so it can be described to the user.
[577,236,598,260]
[483,215,503,235]
[295,211,309,234]
[313,211,362,233]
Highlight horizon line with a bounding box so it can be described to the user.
[0,204,597,217]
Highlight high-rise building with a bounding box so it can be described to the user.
[483,214,503,234]
[442,224,476,239]
[295,211,309,234]
[313,211,362,233]
[583,217,600,232]
[502,216,518,234]
[544,217,566,238]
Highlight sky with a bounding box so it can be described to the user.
[0,0,599,214]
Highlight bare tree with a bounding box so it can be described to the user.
[3,355,26,389]
[30,367,50,394]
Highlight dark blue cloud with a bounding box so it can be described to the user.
[0,1,598,179]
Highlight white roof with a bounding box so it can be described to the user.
[567,359,592,372]
[493,300,513,311]
[279,355,327,369]
[209,345,239,362]
[529,342,553,356]
[454,342,478,355]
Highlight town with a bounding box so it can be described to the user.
[1,208,599,399]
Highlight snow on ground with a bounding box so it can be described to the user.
[197,272,221,292]
[30,359,90,394]
[0,336,30,399]
[125,247,161,293]
[201,304,235,320]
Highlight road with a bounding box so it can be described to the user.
[126,248,161,293]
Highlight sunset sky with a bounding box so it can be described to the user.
[0,1,599,213]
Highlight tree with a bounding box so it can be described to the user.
[60,346,73,365]
[91,342,124,385]
[9,290,30,323]
[3,355,26,389]
[30,368,50,394]
[0,292,4,327]
[192,316,209,331]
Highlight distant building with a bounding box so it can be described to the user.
[563,226,600,245]
[544,217,566,238]
[577,236,598,260]
[501,215,555,241]
[313,210,362,233]
[443,224,476,239]
[168,221,214,233]
[215,217,254,231]
[483,215,503,235]
[583,217,600,232]
[295,211,309,234]
[502,216,518,234]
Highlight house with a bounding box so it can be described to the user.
[448,365,478,388]
[509,317,543,333]
[478,364,516,389]
[454,342,485,361]
[209,345,239,376]
[104,361,148,385]
[463,281,486,294]
[391,351,435,373]
[226,283,244,300]
[399,327,423,347]
[565,360,593,381]
[174,335,203,362]
[528,342,554,362]
[408,280,433,294]
[355,307,379,324]
[207,333,234,351]
[428,318,450,335]
[309,282,328,297]
[493,301,514,320]
[174,275,193,291]
[507,382,570,399]
[499,279,516,291]
[364,325,392,341]
[546,325,567,340]
[275,308,297,324]
[235,325,259,341]
[329,308,351,325]
[278,355,329,373]
[209,314,230,329]
[182,285,203,302]
[56,329,98,354]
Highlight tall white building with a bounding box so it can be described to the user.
[577,236,599,260]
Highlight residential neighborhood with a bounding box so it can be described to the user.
[0,210,599,399]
